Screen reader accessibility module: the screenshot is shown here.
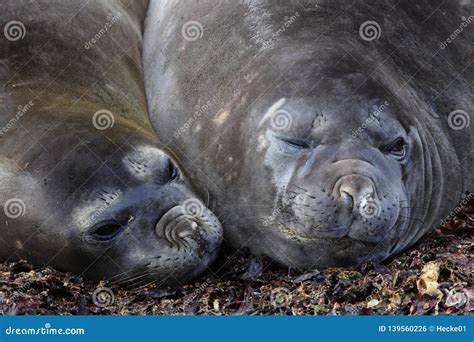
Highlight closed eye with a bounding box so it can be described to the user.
[280,138,311,150]
[163,158,179,183]
[380,137,407,160]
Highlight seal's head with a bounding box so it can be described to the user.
[1,112,222,287]
[241,71,432,269]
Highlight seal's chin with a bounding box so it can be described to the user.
[277,199,404,244]
[267,203,408,269]
[280,220,398,244]
[262,227,384,269]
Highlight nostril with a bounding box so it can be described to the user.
[155,205,208,248]
[179,220,199,236]
[176,219,199,238]
[340,190,354,209]
[337,175,376,210]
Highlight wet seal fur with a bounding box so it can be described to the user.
[0,0,222,287]
[143,0,472,269]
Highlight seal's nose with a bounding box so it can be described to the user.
[155,206,203,250]
[338,175,375,210]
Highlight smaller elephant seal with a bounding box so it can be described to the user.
[0,0,222,287]
[143,0,472,270]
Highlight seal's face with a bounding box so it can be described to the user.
[6,116,222,287]
[70,144,223,286]
[248,81,420,268]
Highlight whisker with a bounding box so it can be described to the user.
[107,268,144,284]
[124,277,155,291]
[399,215,424,224]
[113,270,151,286]
[128,279,159,293]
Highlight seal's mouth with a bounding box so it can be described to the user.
[277,206,405,245]
[278,223,383,249]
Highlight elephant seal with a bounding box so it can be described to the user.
[0,0,222,287]
[143,0,472,269]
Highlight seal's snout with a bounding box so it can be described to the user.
[155,206,199,249]
[329,173,399,243]
[155,202,222,252]
[337,175,376,212]
[280,165,402,244]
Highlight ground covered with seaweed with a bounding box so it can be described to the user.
[1,196,472,315]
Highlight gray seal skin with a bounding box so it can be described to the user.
[143,0,473,269]
[0,0,222,287]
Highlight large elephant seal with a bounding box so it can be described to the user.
[143,0,472,269]
[0,0,222,287]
